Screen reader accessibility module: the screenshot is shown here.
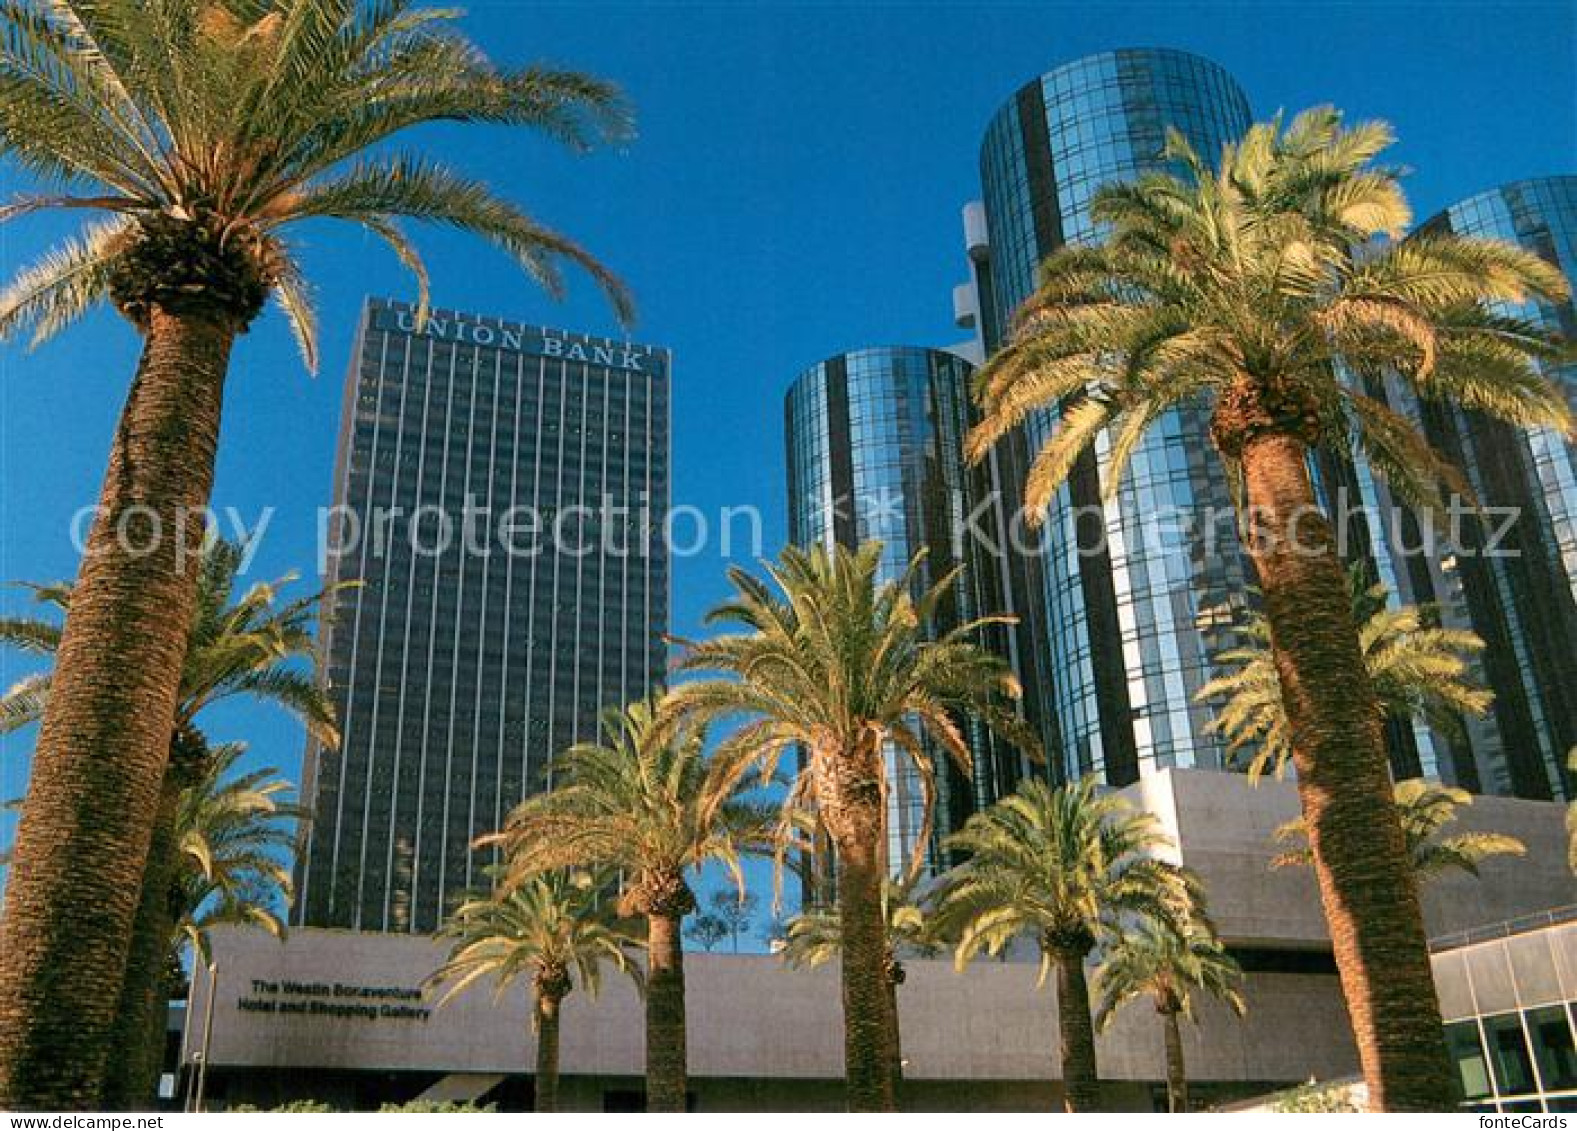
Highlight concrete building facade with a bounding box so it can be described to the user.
[191,770,1575,1112]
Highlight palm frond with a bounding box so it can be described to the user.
[0,216,129,346]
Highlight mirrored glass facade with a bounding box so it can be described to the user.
[784,347,1023,874]
[971,49,1256,784]
[296,298,671,931]
[1359,178,1577,801]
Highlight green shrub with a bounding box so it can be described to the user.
[228,1100,337,1113]
[378,1100,496,1113]
[1271,1080,1362,1113]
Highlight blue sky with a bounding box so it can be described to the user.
[1,1,1573,917]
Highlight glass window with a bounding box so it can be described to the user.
[1484,1012,1538,1097]
[1529,1005,1577,1092]
[1448,1020,1494,1101]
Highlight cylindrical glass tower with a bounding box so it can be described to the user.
[973,49,1255,785]
[784,346,1021,875]
[1372,177,1577,799]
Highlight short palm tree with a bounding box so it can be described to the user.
[0,3,631,1104]
[1272,778,1525,881]
[965,107,1571,1110]
[1199,570,1492,780]
[1093,918,1245,1113]
[666,542,1034,1111]
[428,871,640,1113]
[779,878,936,1093]
[170,741,304,960]
[485,697,767,1113]
[933,778,1196,1112]
[0,538,337,1108]
[125,740,302,1113]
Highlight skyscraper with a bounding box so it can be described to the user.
[959,49,1256,785]
[783,346,1022,873]
[1360,177,1577,800]
[297,298,671,932]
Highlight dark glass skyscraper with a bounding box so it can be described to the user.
[1361,178,1577,800]
[297,298,670,932]
[784,346,1021,873]
[964,49,1255,785]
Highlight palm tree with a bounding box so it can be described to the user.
[428,871,640,1113]
[1272,778,1525,881]
[0,538,337,1108]
[779,879,936,1093]
[965,107,1570,1110]
[1093,918,1245,1113]
[169,741,303,959]
[485,697,766,1113]
[933,778,1196,1112]
[0,3,632,1104]
[1199,569,1492,780]
[666,542,1034,1111]
[20,739,307,1114]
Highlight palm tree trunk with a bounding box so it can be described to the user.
[1161,1008,1188,1113]
[0,310,234,1109]
[885,960,905,1100]
[534,993,562,1113]
[645,911,688,1112]
[816,740,898,1112]
[100,775,184,1111]
[1240,431,1457,1112]
[1053,948,1100,1112]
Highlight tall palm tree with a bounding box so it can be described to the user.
[779,878,936,1094]
[1199,570,1492,780]
[666,542,1035,1111]
[933,778,1196,1112]
[1,741,310,1113]
[428,871,640,1113]
[0,538,338,1108]
[1093,918,1246,1113]
[965,107,1571,1110]
[484,697,766,1113]
[0,3,632,1105]
[1271,778,1525,881]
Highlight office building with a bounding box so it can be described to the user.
[784,346,1023,873]
[296,298,671,932]
[1357,177,1577,800]
[957,49,1257,785]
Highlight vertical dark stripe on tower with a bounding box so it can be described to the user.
[1015,78,1137,785]
[784,394,801,548]
[1066,449,1140,785]
[1418,399,1569,799]
[1016,80,1065,253]
[824,355,858,550]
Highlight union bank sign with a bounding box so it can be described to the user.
[368,300,668,378]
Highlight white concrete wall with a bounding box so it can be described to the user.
[190,925,1357,1086]
[1126,769,1575,947]
[188,767,1573,1096]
